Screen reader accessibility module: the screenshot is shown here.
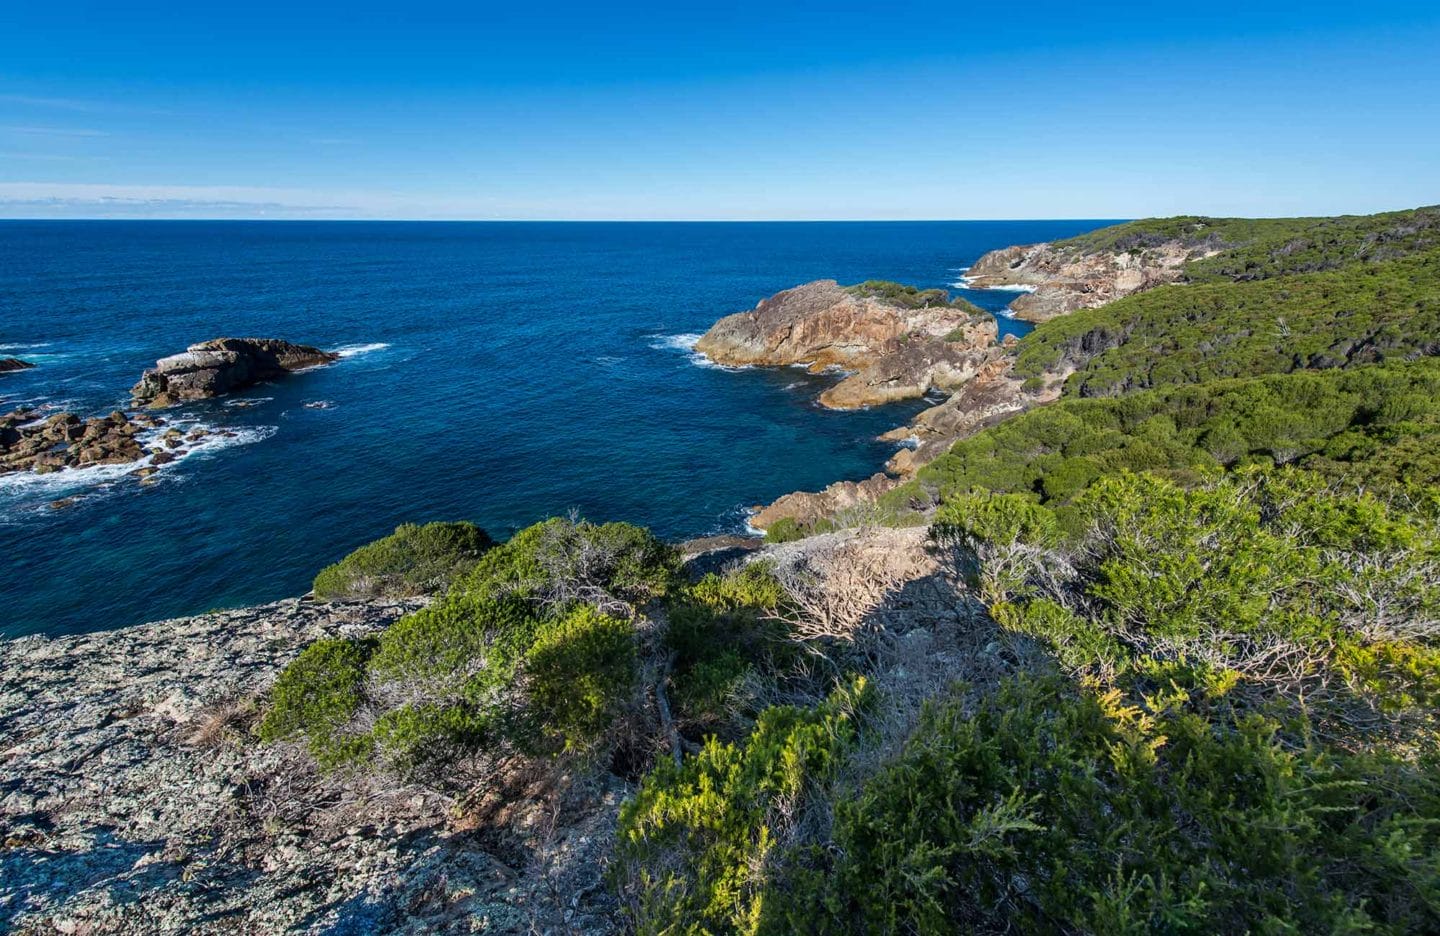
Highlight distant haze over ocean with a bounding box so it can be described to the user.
[0,219,1114,637]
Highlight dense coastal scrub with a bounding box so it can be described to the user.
[615,469,1440,934]
[1015,249,1440,397]
[890,358,1440,514]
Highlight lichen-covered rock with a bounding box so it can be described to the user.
[0,597,625,934]
[131,338,338,407]
[696,280,1001,408]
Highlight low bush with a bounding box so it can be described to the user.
[312,521,493,600]
[264,516,679,774]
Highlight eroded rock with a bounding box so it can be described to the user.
[696,280,1002,409]
[963,239,1217,322]
[131,338,338,407]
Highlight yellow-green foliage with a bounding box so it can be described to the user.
[312,521,493,600]
[940,470,1440,718]
[766,676,1440,935]
[615,678,873,935]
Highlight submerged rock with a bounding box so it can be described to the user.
[131,338,338,407]
[0,357,36,373]
[696,280,1002,409]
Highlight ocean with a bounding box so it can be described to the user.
[0,219,1113,637]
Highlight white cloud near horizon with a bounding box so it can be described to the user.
[1,125,109,138]
[0,182,491,219]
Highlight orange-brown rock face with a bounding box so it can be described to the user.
[696,280,1001,409]
[963,240,1216,322]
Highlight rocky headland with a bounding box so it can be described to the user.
[132,338,338,408]
[695,280,1001,408]
[696,280,1064,530]
[0,358,36,374]
[962,238,1217,322]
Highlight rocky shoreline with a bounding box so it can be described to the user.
[1,337,336,486]
[695,279,1061,529]
[131,338,338,408]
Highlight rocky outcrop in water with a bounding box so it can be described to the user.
[131,338,338,407]
[0,408,162,475]
[0,358,35,374]
[964,240,1215,322]
[0,596,625,934]
[695,280,1001,408]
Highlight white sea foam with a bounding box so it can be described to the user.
[0,342,52,351]
[224,396,274,408]
[647,333,750,371]
[0,421,276,515]
[335,342,391,358]
[951,276,1037,294]
[647,333,703,352]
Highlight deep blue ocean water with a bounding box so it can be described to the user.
[0,220,1112,638]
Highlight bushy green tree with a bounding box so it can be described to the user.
[312,521,493,600]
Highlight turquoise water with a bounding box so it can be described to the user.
[0,220,1112,637]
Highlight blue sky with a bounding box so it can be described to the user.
[2,1,1438,219]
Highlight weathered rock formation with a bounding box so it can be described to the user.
[0,408,159,475]
[0,596,626,934]
[963,239,1218,322]
[696,280,1001,408]
[0,357,35,373]
[131,337,337,407]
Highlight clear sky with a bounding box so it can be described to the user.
[2,1,1438,220]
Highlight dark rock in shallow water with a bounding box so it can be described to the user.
[0,409,150,475]
[0,357,36,373]
[131,338,338,407]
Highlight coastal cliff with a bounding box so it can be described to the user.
[962,238,1212,322]
[695,280,1000,408]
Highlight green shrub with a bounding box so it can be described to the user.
[766,676,1440,935]
[257,637,376,768]
[524,604,637,753]
[763,517,806,543]
[844,280,980,312]
[266,516,682,773]
[312,521,493,600]
[615,678,873,935]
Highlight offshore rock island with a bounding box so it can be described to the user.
[131,338,339,407]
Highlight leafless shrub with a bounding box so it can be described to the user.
[184,696,259,749]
